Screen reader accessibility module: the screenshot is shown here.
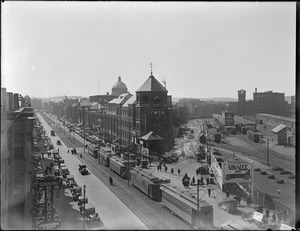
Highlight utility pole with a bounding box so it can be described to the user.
[267,138,269,166]
[191,179,201,230]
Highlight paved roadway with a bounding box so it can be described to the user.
[39,113,193,230]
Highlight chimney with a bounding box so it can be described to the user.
[7,92,14,111]
[14,93,19,109]
[255,88,257,93]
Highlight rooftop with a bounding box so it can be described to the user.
[136,75,167,93]
[272,124,287,134]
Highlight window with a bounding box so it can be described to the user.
[154,96,160,104]
[142,96,149,103]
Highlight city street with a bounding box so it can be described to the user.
[37,113,148,230]
[38,113,193,230]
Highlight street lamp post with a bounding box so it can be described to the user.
[83,184,86,228]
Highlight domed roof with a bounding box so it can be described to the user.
[112,76,127,89]
[112,76,128,96]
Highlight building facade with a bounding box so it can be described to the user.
[1,88,35,230]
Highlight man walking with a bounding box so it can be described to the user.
[208,188,211,197]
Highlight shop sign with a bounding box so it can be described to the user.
[38,221,60,230]
[252,211,263,222]
[141,147,149,157]
[224,112,234,125]
[223,162,252,183]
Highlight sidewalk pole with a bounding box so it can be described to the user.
[83,185,86,229]
[197,181,199,230]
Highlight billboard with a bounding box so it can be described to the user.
[223,162,252,183]
[224,112,234,125]
[210,152,223,190]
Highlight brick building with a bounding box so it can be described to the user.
[1,88,35,230]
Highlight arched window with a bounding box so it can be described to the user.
[154,96,160,104]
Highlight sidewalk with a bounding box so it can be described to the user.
[38,114,148,230]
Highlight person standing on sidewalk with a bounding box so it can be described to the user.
[208,188,211,197]
[68,149,70,154]
[177,169,181,175]
[171,168,174,174]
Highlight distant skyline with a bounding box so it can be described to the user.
[2,2,296,99]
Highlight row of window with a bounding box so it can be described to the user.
[163,191,191,215]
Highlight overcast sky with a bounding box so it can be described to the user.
[2,2,296,99]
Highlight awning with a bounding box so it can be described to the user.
[141,131,163,141]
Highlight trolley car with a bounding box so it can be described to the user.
[109,157,129,179]
[130,168,162,202]
[87,144,100,158]
[160,185,213,228]
[99,151,114,167]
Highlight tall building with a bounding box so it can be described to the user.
[134,71,173,153]
[253,89,287,116]
[237,89,246,116]
[1,88,35,230]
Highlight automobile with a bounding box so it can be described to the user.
[57,140,61,145]
[79,164,89,175]
[225,170,251,181]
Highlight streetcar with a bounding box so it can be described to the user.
[87,144,100,159]
[109,157,129,179]
[160,184,213,228]
[99,151,115,167]
[130,167,162,202]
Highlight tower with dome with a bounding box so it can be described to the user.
[111,76,128,96]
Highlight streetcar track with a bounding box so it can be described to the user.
[41,115,190,230]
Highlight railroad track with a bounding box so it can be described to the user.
[79,154,193,230]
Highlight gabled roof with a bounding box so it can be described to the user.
[122,95,136,107]
[108,93,132,105]
[141,131,164,141]
[136,75,167,93]
[272,124,287,134]
[90,102,104,110]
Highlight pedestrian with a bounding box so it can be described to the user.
[45,169,48,175]
[192,177,195,184]
[58,148,59,152]
[200,176,204,185]
[165,165,168,173]
[282,209,288,222]
[237,195,241,206]
[226,190,230,198]
[171,168,174,174]
[265,209,270,221]
[206,177,209,185]
[178,169,181,175]
[68,149,70,153]
[157,165,160,171]
[278,212,282,223]
[272,212,277,223]
[208,188,211,197]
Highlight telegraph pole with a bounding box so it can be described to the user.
[191,179,201,230]
[267,138,269,166]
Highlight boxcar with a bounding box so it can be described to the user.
[160,185,213,228]
[109,157,128,179]
[130,168,162,202]
[247,130,260,143]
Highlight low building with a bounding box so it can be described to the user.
[272,124,287,146]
